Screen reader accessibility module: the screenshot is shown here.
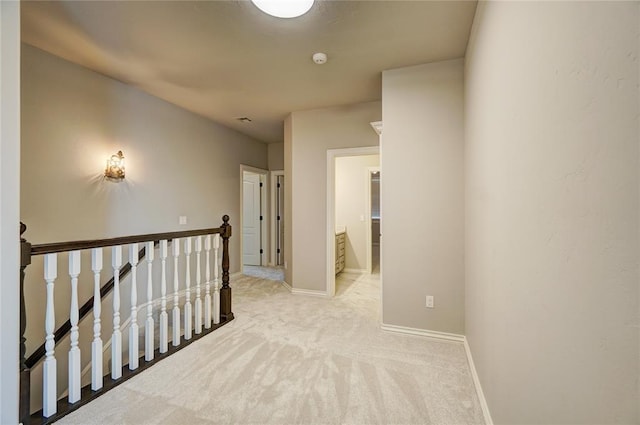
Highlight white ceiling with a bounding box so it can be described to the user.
[21,1,477,143]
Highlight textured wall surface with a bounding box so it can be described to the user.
[287,102,381,292]
[381,60,465,334]
[21,45,267,273]
[268,142,284,171]
[465,2,639,423]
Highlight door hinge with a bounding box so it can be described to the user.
[277,183,281,188]
[260,249,263,254]
[260,182,263,188]
[260,215,263,221]
[277,215,280,220]
[277,249,281,254]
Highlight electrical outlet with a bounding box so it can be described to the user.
[426,295,434,308]
[179,216,187,225]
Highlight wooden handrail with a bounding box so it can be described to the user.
[30,226,224,256]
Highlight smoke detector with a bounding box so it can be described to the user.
[312,52,327,65]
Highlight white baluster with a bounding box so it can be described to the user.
[172,239,181,346]
[91,248,103,391]
[213,234,221,325]
[204,235,212,329]
[194,236,203,334]
[43,254,57,417]
[128,243,139,370]
[145,241,155,361]
[112,246,123,379]
[68,251,81,403]
[159,240,169,353]
[184,237,193,340]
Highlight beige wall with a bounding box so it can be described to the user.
[0,2,21,422]
[381,59,464,334]
[288,102,381,291]
[21,45,267,273]
[21,44,268,407]
[465,2,639,423]
[268,142,284,171]
[335,154,379,271]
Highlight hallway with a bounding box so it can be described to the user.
[57,271,484,424]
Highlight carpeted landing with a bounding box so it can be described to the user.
[58,272,484,424]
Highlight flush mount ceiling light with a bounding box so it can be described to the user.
[251,0,314,18]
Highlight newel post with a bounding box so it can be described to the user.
[19,222,32,424]
[220,215,234,321]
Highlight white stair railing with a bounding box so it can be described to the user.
[111,246,123,379]
[20,216,233,424]
[42,253,57,418]
[128,243,139,371]
[67,251,81,403]
[183,237,192,340]
[172,238,181,346]
[91,248,103,391]
[213,233,221,325]
[194,236,203,334]
[159,240,169,354]
[204,235,212,329]
[145,241,155,361]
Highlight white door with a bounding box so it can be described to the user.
[243,173,262,265]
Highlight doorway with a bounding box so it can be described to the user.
[366,168,381,274]
[270,170,285,267]
[240,165,268,273]
[326,146,380,297]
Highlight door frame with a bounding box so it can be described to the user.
[365,166,380,274]
[270,170,284,267]
[326,146,380,297]
[239,165,268,273]
[0,2,21,423]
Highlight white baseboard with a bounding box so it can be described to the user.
[381,323,492,425]
[280,280,292,292]
[291,288,329,298]
[342,268,367,274]
[463,338,493,425]
[381,323,465,342]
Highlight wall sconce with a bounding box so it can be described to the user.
[105,151,125,181]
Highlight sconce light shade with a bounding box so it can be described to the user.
[105,150,125,181]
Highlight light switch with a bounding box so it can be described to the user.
[426,296,434,308]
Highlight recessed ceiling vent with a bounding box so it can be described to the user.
[236,117,252,123]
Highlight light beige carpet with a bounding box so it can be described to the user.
[243,265,285,281]
[58,272,484,424]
